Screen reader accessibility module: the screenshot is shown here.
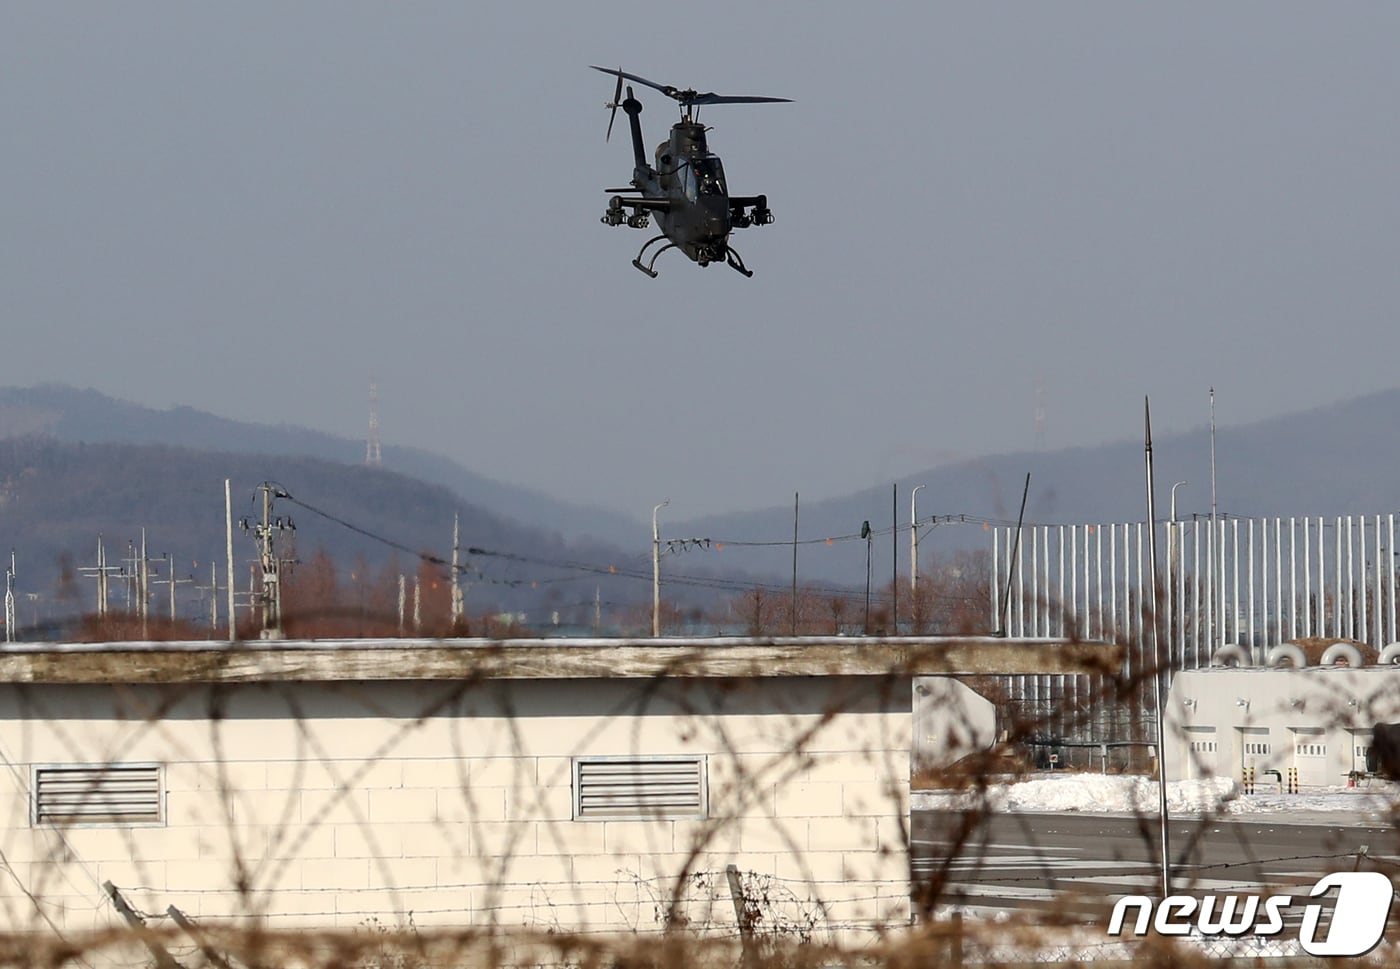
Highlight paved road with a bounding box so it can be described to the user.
[911,809,1400,922]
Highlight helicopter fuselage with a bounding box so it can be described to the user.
[640,122,732,265]
[597,71,777,278]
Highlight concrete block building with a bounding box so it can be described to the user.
[0,636,1115,945]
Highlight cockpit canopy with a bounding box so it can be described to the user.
[685,155,727,200]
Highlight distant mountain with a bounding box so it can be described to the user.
[669,388,1400,585]
[0,384,643,546]
[6,383,1399,630]
[0,385,780,636]
[0,436,664,635]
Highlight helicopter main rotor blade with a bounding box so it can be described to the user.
[591,65,675,99]
[689,94,792,105]
[591,65,790,107]
[605,68,623,141]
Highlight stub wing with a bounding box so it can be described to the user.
[609,196,672,213]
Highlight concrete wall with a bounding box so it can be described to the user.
[0,675,911,942]
[1164,666,1400,788]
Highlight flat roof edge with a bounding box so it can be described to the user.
[0,637,1121,684]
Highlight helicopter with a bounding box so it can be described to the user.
[591,66,790,278]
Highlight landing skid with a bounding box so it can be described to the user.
[632,235,672,278]
[630,236,755,278]
[724,245,754,278]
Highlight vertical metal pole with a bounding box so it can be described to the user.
[1231,519,1240,645]
[1095,524,1104,641]
[1145,399,1170,899]
[1081,525,1090,638]
[225,479,236,640]
[1192,519,1201,664]
[98,536,107,616]
[1336,517,1345,640]
[1042,526,1051,637]
[991,527,1000,630]
[166,553,176,621]
[397,574,405,635]
[1374,515,1383,649]
[451,512,462,627]
[1366,518,1377,646]
[1016,525,1025,637]
[652,500,669,637]
[413,574,422,634]
[1287,517,1297,641]
[1209,387,1218,655]
[1111,524,1119,641]
[1274,518,1283,645]
[892,484,898,634]
[1303,517,1312,637]
[911,486,925,598]
[1135,522,1144,646]
[1031,525,1040,637]
[1321,517,1330,639]
[1344,515,1355,644]
[1261,517,1271,645]
[792,492,800,636]
[1059,525,1066,637]
[1205,514,1215,651]
[1389,514,1396,645]
[1247,519,1256,650]
[1218,518,1228,648]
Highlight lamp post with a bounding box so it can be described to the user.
[861,520,872,634]
[652,500,669,637]
[910,485,926,597]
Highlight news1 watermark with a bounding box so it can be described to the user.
[1107,872,1395,957]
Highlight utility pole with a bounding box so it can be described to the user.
[791,492,799,637]
[652,500,669,637]
[398,574,406,635]
[241,483,294,639]
[413,573,422,634]
[153,554,194,622]
[79,535,125,618]
[911,485,926,596]
[225,480,236,640]
[4,550,15,643]
[122,530,155,639]
[193,562,222,630]
[450,512,464,628]
[140,530,150,638]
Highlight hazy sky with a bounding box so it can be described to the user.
[5,4,1399,519]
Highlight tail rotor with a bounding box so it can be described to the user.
[604,68,623,141]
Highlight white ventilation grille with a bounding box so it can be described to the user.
[573,756,706,820]
[32,764,164,826]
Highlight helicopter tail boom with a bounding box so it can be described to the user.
[622,87,648,176]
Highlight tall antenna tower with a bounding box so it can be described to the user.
[366,380,382,467]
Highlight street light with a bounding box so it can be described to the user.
[861,520,872,634]
[652,500,669,637]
